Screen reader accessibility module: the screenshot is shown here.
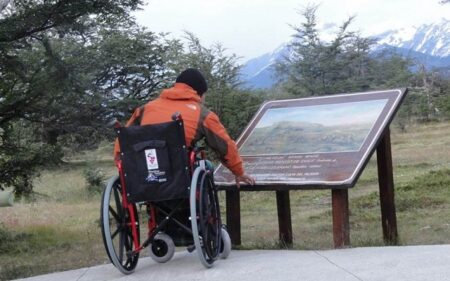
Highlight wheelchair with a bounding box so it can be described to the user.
[100,114,231,274]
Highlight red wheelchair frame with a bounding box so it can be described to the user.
[100,116,231,274]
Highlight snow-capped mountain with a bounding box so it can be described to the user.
[375,18,450,57]
[241,19,450,89]
[240,43,289,89]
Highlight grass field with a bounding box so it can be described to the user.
[1,121,450,280]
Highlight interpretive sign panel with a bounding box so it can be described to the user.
[215,89,407,188]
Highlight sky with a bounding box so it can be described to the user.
[134,0,450,61]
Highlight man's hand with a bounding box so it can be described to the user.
[235,174,255,188]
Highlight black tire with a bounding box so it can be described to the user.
[190,166,221,268]
[149,233,175,263]
[101,175,140,274]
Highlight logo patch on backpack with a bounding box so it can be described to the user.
[145,149,159,170]
[145,170,167,183]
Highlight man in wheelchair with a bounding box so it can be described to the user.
[102,69,254,274]
[114,68,254,187]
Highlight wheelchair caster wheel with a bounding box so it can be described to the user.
[149,233,175,263]
[186,244,196,253]
[219,227,231,259]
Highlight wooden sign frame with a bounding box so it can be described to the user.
[216,88,407,248]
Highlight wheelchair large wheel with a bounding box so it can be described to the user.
[101,175,140,274]
[190,167,221,268]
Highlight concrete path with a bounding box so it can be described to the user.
[15,245,450,281]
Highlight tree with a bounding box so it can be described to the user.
[369,49,413,88]
[166,32,242,117]
[408,65,450,121]
[0,0,145,195]
[277,5,414,98]
[0,0,144,132]
[277,5,378,96]
[435,78,450,120]
[164,32,263,148]
[73,25,172,132]
[220,90,264,139]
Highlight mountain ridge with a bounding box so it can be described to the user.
[241,18,450,89]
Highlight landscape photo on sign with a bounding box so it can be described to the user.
[239,99,388,156]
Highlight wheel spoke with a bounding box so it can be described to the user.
[124,231,130,249]
[109,206,120,222]
[111,228,120,240]
[119,232,125,262]
[113,186,123,218]
[125,228,135,251]
[126,225,135,248]
[207,204,213,215]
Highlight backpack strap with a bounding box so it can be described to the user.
[132,105,145,126]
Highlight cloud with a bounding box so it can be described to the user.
[322,22,337,30]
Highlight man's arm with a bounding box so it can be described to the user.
[202,112,255,187]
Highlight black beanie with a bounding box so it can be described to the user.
[176,68,208,96]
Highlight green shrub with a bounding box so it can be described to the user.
[83,165,105,193]
[0,224,13,254]
[0,224,32,255]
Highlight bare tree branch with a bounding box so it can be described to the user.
[0,0,11,13]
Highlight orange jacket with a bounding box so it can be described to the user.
[114,83,244,176]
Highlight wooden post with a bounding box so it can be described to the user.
[276,190,293,248]
[332,189,350,248]
[376,127,398,245]
[225,190,241,246]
